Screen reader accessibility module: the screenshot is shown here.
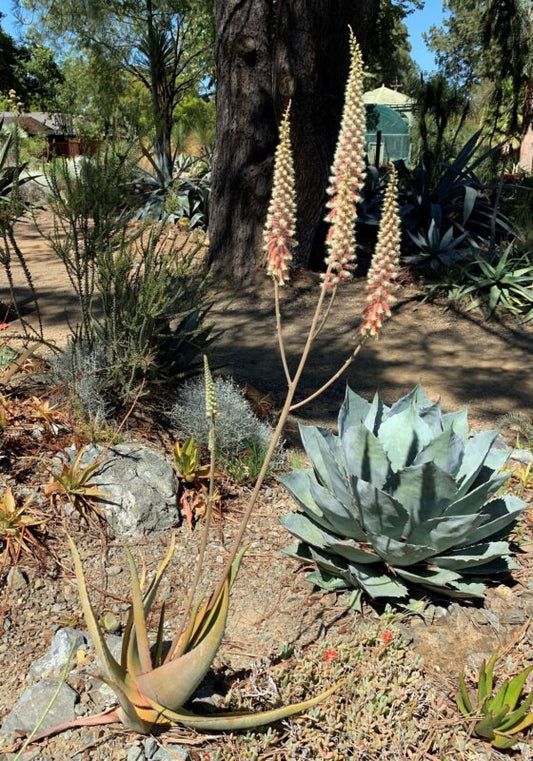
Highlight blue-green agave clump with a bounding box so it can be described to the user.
[280,386,526,606]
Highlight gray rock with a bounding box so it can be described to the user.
[0,679,78,740]
[7,567,28,590]
[510,448,533,465]
[126,746,145,761]
[74,444,179,537]
[151,746,190,761]
[28,628,88,680]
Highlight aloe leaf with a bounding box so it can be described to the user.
[144,681,341,731]
[342,425,390,488]
[125,548,153,676]
[136,578,231,710]
[378,405,433,472]
[497,692,533,732]
[491,732,519,750]
[478,657,490,704]
[490,679,512,715]
[501,666,533,712]
[474,712,498,739]
[67,536,126,685]
[500,708,533,735]
[457,671,473,715]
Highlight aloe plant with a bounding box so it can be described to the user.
[457,651,533,749]
[33,537,337,739]
[280,385,526,607]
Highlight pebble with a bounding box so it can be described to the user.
[106,565,123,576]
[7,567,28,591]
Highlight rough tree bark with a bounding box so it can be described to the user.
[209,0,381,282]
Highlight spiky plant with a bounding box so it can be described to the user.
[280,385,526,607]
[457,651,533,749]
[0,488,48,572]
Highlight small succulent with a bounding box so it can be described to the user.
[173,436,212,484]
[280,385,526,607]
[34,537,338,739]
[44,446,107,523]
[457,651,533,749]
[0,488,48,571]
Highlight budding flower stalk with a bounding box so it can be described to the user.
[264,105,297,286]
[360,169,401,338]
[322,30,366,288]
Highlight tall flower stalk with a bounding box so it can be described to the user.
[211,28,401,601]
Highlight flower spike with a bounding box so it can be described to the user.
[263,104,297,285]
[322,30,366,288]
[360,168,401,338]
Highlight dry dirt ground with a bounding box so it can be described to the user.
[0,213,532,760]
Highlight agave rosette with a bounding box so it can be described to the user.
[281,385,526,605]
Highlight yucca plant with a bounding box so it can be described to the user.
[280,385,526,607]
[456,651,533,749]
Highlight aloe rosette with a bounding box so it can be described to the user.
[280,385,526,606]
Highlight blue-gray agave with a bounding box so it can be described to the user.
[280,385,526,606]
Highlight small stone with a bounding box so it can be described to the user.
[106,565,123,577]
[7,567,27,590]
[126,745,145,761]
[143,737,158,758]
[152,746,190,761]
[29,628,87,680]
[0,679,78,740]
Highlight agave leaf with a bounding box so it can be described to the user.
[395,566,463,594]
[418,401,445,438]
[366,532,435,567]
[309,479,366,540]
[363,392,387,435]
[385,385,433,417]
[442,408,469,441]
[378,405,433,472]
[388,462,457,526]
[444,474,509,517]
[461,496,525,546]
[280,470,358,539]
[407,513,480,554]
[345,561,409,599]
[143,681,341,731]
[432,542,512,570]
[305,567,349,591]
[354,480,408,540]
[281,513,373,561]
[445,580,487,598]
[299,425,346,493]
[456,430,501,496]
[342,425,389,488]
[338,386,372,437]
[413,428,464,477]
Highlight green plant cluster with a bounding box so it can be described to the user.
[281,385,526,608]
[44,146,216,410]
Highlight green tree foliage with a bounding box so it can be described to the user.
[16,0,212,174]
[427,0,532,137]
[366,0,420,91]
[0,13,63,109]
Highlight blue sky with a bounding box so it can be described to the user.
[1,0,444,72]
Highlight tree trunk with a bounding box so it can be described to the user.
[209,0,380,282]
[208,0,277,282]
